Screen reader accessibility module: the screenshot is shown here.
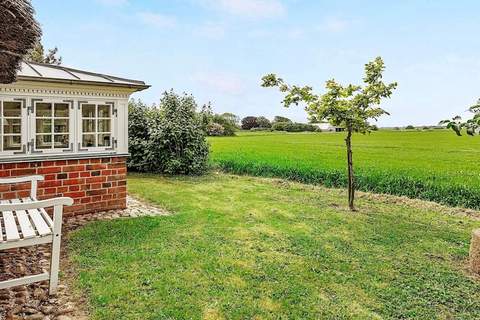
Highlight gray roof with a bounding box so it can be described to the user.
[16,61,150,91]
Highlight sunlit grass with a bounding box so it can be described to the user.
[209,130,480,208]
[70,173,480,319]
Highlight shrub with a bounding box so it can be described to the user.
[128,91,209,175]
[256,116,271,128]
[241,116,258,130]
[272,122,317,132]
[273,116,292,123]
[371,125,379,131]
[207,122,225,136]
[272,122,288,131]
[199,104,237,136]
[405,125,415,130]
[211,114,236,136]
[250,127,270,132]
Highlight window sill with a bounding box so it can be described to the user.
[0,152,129,163]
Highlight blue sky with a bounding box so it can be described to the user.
[32,0,480,126]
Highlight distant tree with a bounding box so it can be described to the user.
[212,114,236,136]
[371,125,379,131]
[26,40,62,65]
[273,116,292,123]
[221,112,240,127]
[256,116,271,128]
[241,116,258,130]
[262,57,397,211]
[199,103,237,136]
[441,100,480,136]
[405,125,415,130]
[199,102,214,132]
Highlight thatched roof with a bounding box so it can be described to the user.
[0,0,42,84]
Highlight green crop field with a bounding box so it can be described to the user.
[209,130,480,209]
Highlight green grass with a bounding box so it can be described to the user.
[209,130,480,209]
[70,173,480,319]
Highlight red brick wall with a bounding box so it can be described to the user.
[0,156,127,216]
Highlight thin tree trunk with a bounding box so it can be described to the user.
[345,128,356,211]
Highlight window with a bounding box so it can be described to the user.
[81,103,112,148]
[0,101,22,152]
[35,102,70,150]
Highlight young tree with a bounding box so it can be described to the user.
[440,101,480,136]
[27,40,62,65]
[262,57,397,210]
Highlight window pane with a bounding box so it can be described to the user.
[98,134,111,147]
[82,119,95,133]
[54,119,69,133]
[82,104,96,118]
[97,119,111,133]
[54,135,69,149]
[4,118,21,134]
[54,103,69,117]
[36,135,52,149]
[3,136,21,151]
[3,102,21,117]
[36,119,52,133]
[82,134,96,148]
[36,103,52,117]
[98,105,111,118]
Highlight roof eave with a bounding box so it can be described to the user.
[16,76,151,92]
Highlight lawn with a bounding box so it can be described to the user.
[70,173,480,320]
[209,130,480,209]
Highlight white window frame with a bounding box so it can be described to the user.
[31,99,75,154]
[0,99,27,155]
[78,101,116,152]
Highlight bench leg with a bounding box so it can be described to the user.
[49,205,63,294]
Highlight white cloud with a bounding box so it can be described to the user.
[96,0,128,6]
[201,0,286,19]
[191,71,245,95]
[137,12,177,29]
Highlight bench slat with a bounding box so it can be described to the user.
[11,199,36,239]
[27,208,51,236]
[2,200,20,242]
[22,197,53,227]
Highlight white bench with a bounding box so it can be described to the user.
[0,175,73,294]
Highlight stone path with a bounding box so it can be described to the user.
[0,196,169,320]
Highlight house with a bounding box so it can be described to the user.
[312,122,344,132]
[0,61,149,215]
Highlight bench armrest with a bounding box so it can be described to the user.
[0,175,44,198]
[0,197,73,211]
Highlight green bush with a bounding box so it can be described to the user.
[128,91,209,174]
[272,121,288,131]
[250,127,271,132]
[199,104,237,136]
[405,125,415,130]
[272,122,317,132]
[211,114,236,136]
[207,122,225,136]
[273,116,292,123]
